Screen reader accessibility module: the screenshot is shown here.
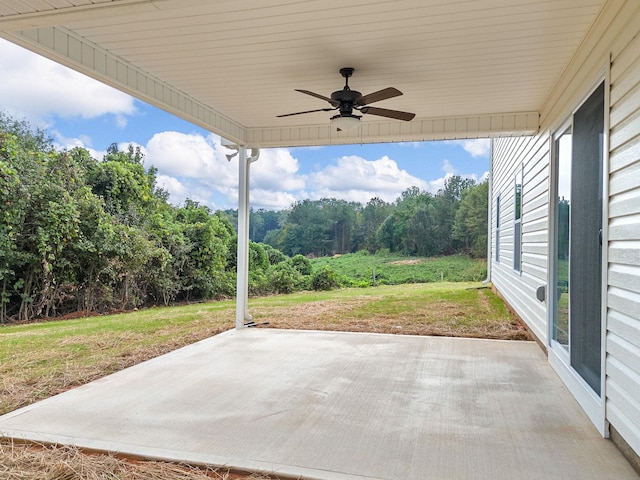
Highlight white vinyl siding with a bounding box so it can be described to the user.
[606,6,640,456]
[492,0,640,454]
[495,195,501,262]
[491,135,550,343]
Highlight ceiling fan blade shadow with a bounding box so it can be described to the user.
[361,106,415,121]
[277,108,336,118]
[356,87,402,106]
[295,89,340,107]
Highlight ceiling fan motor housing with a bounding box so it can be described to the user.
[331,89,361,116]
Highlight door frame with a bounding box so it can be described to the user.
[547,70,610,437]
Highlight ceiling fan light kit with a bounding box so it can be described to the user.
[331,114,361,132]
[277,68,415,130]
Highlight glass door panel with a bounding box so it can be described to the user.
[553,128,572,350]
[551,82,604,397]
[570,83,604,395]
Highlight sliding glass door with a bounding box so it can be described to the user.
[551,82,604,397]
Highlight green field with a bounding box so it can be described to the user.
[310,252,487,286]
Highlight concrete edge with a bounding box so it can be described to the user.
[0,431,380,480]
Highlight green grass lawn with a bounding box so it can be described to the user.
[310,252,487,285]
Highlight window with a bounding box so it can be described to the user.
[514,169,523,272]
[495,195,501,262]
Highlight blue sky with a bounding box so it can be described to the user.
[0,38,489,211]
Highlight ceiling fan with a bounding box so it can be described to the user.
[277,67,416,131]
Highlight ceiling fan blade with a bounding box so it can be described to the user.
[361,106,415,121]
[277,108,336,118]
[295,89,340,107]
[356,87,403,106]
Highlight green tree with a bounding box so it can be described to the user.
[452,181,489,258]
[432,176,476,254]
[355,197,393,252]
[175,200,234,299]
[88,143,153,222]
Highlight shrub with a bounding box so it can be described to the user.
[262,243,288,265]
[311,266,340,291]
[249,242,269,273]
[289,254,313,276]
[268,263,301,294]
[248,270,270,296]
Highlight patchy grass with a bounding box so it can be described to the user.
[310,252,487,285]
[254,283,526,339]
[0,304,235,415]
[0,282,525,479]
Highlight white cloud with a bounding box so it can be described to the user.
[425,174,452,194]
[309,155,428,202]
[0,39,136,126]
[142,134,312,210]
[252,148,306,191]
[460,139,491,158]
[442,159,457,175]
[145,131,235,185]
[251,189,300,210]
[156,175,188,205]
[51,131,107,160]
[425,170,486,195]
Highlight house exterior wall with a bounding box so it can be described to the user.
[492,135,550,343]
[606,3,640,457]
[491,0,640,458]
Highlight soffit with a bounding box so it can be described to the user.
[0,0,606,146]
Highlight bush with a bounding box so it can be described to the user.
[262,243,288,265]
[311,266,340,291]
[268,263,301,294]
[289,254,313,276]
[248,270,270,296]
[249,242,270,273]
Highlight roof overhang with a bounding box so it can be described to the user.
[0,0,607,147]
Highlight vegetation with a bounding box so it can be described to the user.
[251,179,488,259]
[1,113,489,323]
[0,114,239,322]
[310,252,486,286]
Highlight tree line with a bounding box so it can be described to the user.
[242,178,488,260]
[0,114,487,323]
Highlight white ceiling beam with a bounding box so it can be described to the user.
[246,112,539,148]
[2,26,246,144]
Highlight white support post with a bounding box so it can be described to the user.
[235,147,260,329]
[236,147,249,329]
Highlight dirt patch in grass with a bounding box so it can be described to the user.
[386,258,424,265]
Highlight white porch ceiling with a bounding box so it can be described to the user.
[0,0,606,147]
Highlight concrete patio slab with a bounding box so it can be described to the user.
[0,329,637,479]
